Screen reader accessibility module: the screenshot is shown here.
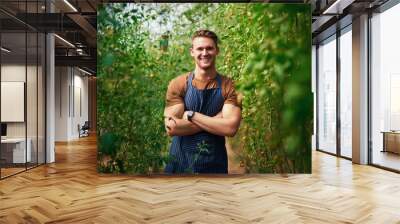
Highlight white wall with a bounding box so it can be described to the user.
[1,65,26,139]
[55,66,69,141]
[55,67,89,141]
[1,65,26,81]
[1,65,42,137]
[1,63,46,164]
[73,72,89,138]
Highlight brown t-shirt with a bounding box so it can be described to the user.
[166,72,238,108]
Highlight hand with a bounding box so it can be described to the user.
[165,117,177,134]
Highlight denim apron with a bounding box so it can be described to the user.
[165,72,228,174]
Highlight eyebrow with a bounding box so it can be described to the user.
[195,46,215,49]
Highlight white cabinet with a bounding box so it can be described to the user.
[1,138,32,163]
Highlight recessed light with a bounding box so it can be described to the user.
[322,0,354,15]
[1,47,11,53]
[78,67,92,76]
[63,0,78,12]
[54,34,75,48]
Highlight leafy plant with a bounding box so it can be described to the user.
[97,3,312,174]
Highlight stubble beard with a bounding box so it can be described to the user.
[196,57,215,70]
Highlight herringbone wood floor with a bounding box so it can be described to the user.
[1,136,400,224]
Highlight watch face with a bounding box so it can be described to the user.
[188,111,194,120]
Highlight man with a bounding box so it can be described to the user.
[164,30,241,174]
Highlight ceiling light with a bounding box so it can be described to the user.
[1,47,11,53]
[54,34,75,48]
[322,0,354,15]
[78,67,92,76]
[76,48,86,55]
[63,0,78,12]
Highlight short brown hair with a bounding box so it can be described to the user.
[192,29,218,48]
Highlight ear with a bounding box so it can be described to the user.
[216,46,220,55]
[190,47,194,57]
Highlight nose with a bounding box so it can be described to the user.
[202,49,209,55]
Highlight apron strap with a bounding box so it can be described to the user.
[188,71,194,87]
[216,73,222,88]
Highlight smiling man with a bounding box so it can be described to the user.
[164,30,242,174]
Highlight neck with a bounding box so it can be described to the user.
[194,66,217,81]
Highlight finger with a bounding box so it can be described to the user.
[169,117,177,124]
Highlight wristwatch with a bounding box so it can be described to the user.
[187,111,195,121]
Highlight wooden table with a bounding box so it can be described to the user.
[381,131,400,154]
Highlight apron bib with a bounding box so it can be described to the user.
[165,72,228,173]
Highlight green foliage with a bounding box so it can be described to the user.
[97,4,171,174]
[98,132,121,157]
[97,3,312,174]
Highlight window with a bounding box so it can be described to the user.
[371,2,400,171]
[339,27,352,158]
[0,1,46,179]
[317,35,337,154]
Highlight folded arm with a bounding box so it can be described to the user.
[187,104,241,137]
[164,103,202,136]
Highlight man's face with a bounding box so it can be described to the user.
[190,37,219,70]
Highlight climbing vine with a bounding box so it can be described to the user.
[97,3,312,174]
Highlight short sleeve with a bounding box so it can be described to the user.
[223,78,239,107]
[165,75,187,107]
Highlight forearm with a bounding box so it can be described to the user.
[191,113,238,137]
[164,104,201,136]
[164,103,226,136]
[167,118,202,136]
